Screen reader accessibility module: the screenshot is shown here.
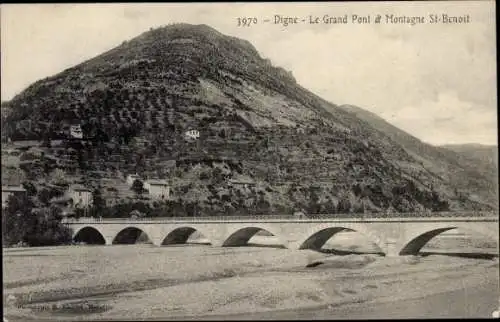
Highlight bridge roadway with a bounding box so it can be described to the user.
[63,213,499,257]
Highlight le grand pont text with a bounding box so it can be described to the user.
[269,14,471,26]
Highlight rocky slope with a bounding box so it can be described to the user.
[339,105,498,210]
[1,23,497,215]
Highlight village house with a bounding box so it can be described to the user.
[144,179,170,200]
[293,210,307,219]
[2,185,27,208]
[69,124,83,139]
[66,184,93,208]
[184,129,200,140]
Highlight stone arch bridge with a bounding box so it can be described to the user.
[63,214,499,257]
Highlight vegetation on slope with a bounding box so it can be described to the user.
[1,24,495,216]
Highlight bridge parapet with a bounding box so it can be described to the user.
[61,211,497,224]
[63,214,498,225]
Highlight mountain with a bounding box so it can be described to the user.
[339,104,498,209]
[440,143,498,168]
[1,23,497,215]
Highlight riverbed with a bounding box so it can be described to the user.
[3,233,499,320]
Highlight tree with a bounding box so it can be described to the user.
[22,181,37,197]
[3,194,71,247]
[255,195,271,215]
[38,188,53,206]
[92,187,106,217]
[52,168,67,184]
[129,209,145,219]
[24,206,71,246]
[131,179,145,196]
[2,194,35,245]
[307,187,321,214]
[74,208,85,219]
[337,197,352,214]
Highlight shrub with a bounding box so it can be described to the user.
[20,152,38,161]
[131,179,146,195]
[38,187,64,206]
[199,172,210,180]
[22,182,37,196]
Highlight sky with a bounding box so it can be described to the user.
[1,2,497,146]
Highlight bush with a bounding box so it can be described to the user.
[38,187,64,206]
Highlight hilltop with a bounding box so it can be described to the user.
[1,23,497,215]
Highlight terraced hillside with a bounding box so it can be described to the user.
[1,23,497,216]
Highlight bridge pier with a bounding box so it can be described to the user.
[209,240,225,247]
[384,238,399,257]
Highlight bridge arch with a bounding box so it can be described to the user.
[222,225,284,248]
[112,226,152,245]
[162,227,210,245]
[296,223,386,254]
[399,224,498,256]
[73,226,106,245]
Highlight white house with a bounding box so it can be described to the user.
[126,174,141,187]
[69,124,83,139]
[144,179,170,200]
[2,185,27,208]
[184,129,200,140]
[67,184,93,208]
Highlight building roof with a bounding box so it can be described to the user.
[1,185,26,192]
[229,178,256,185]
[69,184,92,192]
[50,196,73,204]
[11,140,42,147]
[146,179,169,185]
